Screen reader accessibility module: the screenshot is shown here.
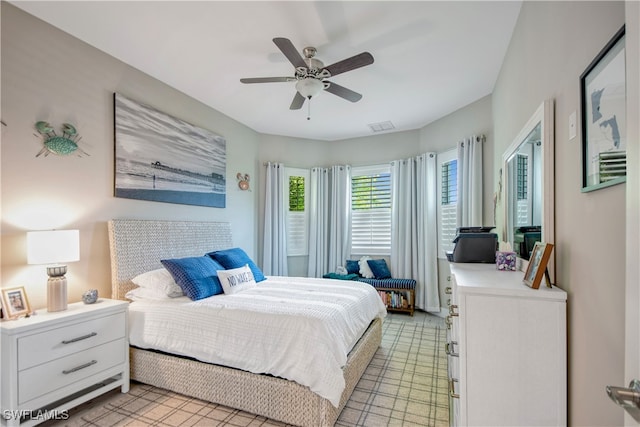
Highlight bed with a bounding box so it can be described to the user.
[108,219,384,427]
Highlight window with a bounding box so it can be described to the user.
[285,168,309,256]
[289,176,305,211]
[517,154,528,201]
[437,149,458,258]
[351,165,391,255]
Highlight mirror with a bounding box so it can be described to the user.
[502,100,555,283]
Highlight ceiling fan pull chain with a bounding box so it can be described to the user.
[307,98,311,120]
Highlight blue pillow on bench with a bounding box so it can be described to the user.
[367,259,392,280]
[345,259,361,275]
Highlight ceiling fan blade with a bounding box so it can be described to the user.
[240,77,293,84]
[324,81,363,102]
[290,92,306,110]
[273,37,307,69]
[324,52,374,77]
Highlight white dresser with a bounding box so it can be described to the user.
[447,263,567,426]
[1,299,129,426]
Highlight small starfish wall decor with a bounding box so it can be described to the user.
[34,121,89,157]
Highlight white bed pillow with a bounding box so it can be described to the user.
[132,268,184,297]
[217,264,257,295]
[358,256,375,279]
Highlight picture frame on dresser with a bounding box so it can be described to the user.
[523,243,554,289]
[1,286,31,319]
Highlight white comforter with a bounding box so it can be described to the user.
[128,276,387,406]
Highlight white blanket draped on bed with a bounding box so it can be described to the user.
[128,276,387,407]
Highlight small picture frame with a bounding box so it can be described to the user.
[523,243,554,289]
[1,286,32,319]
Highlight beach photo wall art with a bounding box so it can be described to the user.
[114,93,226,208]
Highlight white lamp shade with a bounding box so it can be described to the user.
[295,78,324,98]
[27,230,80,265]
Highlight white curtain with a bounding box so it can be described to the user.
[457,135,484,227]
[391,154,440,312]
[308,165,351,277]
[262,162,288,276]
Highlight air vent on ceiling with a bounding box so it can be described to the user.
[368,121,395,133]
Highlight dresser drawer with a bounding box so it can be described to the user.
[18,338,125,404]
[18,312,125,370]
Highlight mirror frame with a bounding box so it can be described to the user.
[502,99,555,284]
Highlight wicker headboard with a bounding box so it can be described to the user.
[108,219,233,300]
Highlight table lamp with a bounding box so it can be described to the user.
[27,230,80,312]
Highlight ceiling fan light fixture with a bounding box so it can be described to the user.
[295,78,323,99]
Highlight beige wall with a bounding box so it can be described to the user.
[1,4,261,309]
[625,4,640,425]
[493,1,626,425]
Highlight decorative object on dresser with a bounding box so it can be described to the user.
[523,242,554,289]
[81,289,98,304]
[580,25,626,192]
[447,263,567,426]
[0,287,32,320]
[0,299,129,427]
[26,230,80,312]
[495,251,517,271]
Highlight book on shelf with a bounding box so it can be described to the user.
[377,290,412,309]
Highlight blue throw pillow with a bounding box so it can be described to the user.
[367,259,392,280]
[345,260,360,275]
[207,247,266,282]
[161,256,225,300]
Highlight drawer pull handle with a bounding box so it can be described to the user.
[449,304,459,317]
[445,315,452,329]
[449,378,460,399]
[446,341,459,357]
[62,332,97,344]
[62,360,97,375]
[445,286,452,294]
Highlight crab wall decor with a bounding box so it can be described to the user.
[237,173,250,191]
[34,121,89,157]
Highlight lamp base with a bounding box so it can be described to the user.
[47,275,68,312]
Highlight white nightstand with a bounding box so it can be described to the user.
[1,299,129,427]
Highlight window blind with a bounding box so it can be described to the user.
[351,165,391,255]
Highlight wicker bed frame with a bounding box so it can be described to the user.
[108,219,382,427]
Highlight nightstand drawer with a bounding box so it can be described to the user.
[19,338,126,404]
[18,312,125,370]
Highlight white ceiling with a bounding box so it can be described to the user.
[10,1,522,141]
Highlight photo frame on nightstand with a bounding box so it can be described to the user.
[1,286,32,319]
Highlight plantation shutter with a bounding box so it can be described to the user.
[437,149,458,258]
[351,165,391,255]
[285,168,309,256]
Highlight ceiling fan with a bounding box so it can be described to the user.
[240,38,374,113]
